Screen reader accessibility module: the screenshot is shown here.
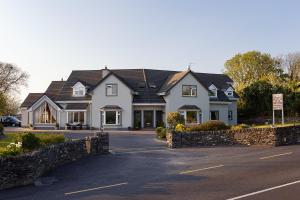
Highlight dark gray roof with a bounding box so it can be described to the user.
[178,105,201,110]
[65,103,89,110]
[101,105,122,110]
[20,93,44,108]
[22,68,237,106]
[57,70,102,101]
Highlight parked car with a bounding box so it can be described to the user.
[0,116,21,127]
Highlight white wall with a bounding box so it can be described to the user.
[21,108,28,127]
[228,101,238,125]
[164,73,210,123]
[209,103,229,125]
[91,75,133,129]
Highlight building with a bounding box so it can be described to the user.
[20,68,239,129]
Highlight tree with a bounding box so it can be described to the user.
[0,62,29,94]
[0,62,28,115]
[277,52,300,81]
[224,51,283,93]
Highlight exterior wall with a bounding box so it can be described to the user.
[209,103,229,125]
[59,110,68,128]
[228,101,237,125]
[91,75,133,129]
[164,73,210,124]
[20,108,29,127]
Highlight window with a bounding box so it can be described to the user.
[68,112,85,124]
[182,85,197,97]
[34,102,57,124]
[228,110,233,121]
[102,110,121,125]
[106,84,118,96]
[209,90,217,97]
[210,111,219,120]
[186,111,198,124]
[73,82,86,97]
[226,91,233,96]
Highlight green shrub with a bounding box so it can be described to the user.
[0,123,4,135]
[155,127,167,139]
[21,133,41,151]
[230,124,250,130]
[175,124,186,132]
[167,112,184,130]
[37,134,65,145]
[188,120,229,132]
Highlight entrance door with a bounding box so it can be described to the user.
[133,110,142,129]
[144,110,154,128]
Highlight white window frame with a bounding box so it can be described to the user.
[67,111,86,124]
[208,84,218,97]
[106,84,118,96]
[72,82,86,97]
[102,110,121,125]
[182,85,197,97]
[178,110,202,124]
[225,87,234,97]
[210,110,220,120]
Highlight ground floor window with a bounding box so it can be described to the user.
[179,110,202,124]
[101,110,121,125]
[210,111,219,120]
[228,110,233,121]
[68,111,85,124]
[34,102,57,124]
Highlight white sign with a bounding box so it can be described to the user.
[272,94,283,110]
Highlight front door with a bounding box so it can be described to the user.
[156,110,164,127]
[144,110,153,128]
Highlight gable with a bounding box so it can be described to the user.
[28,95,61,112]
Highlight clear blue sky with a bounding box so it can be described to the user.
[1,0,300,101]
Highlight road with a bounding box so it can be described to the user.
[1,131,300,200]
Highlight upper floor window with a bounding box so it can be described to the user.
[208,84,218,97]
[106,84,118,96]
[225,87,234,97]
[72,82,86,97]
[182,85,197,97]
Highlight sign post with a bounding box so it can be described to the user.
[272,94,284,125]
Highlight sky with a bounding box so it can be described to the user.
[1,0,300,101]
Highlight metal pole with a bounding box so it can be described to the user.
[282,109,284,124]
[273,109,275,125]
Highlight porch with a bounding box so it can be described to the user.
[133,105,165,129]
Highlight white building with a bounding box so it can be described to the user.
[20,68,238,130]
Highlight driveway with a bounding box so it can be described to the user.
[1,131,300,200]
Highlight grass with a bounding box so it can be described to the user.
[0,133,65,155]
[252,122,300,129]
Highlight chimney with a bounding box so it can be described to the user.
[102,65,110,78]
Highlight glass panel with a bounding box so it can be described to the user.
[186,111,197,124]
[182,85,197,96]
[134,110,141,128]
[68,112,73,123]
[106,111,116,124]
[210,111,219,120]
[80,112,85,123]
[106,84,118,96]
[144,111,153,128]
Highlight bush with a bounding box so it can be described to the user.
[167,112,184,130]
[188,120,229,132]
[1,142,22,156]
[38,134,65,145]
[155,127,167,139]
[21,133,41,151]
[175,124,186,132]
[230,124,250,130]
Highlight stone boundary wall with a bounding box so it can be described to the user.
[0,132,109,190]
[167,126,300,148]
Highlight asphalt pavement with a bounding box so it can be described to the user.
[1,131,300,200]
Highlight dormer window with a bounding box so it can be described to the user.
[208,84,218,97]
[72,82,86,97]
[225,87,234,97]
